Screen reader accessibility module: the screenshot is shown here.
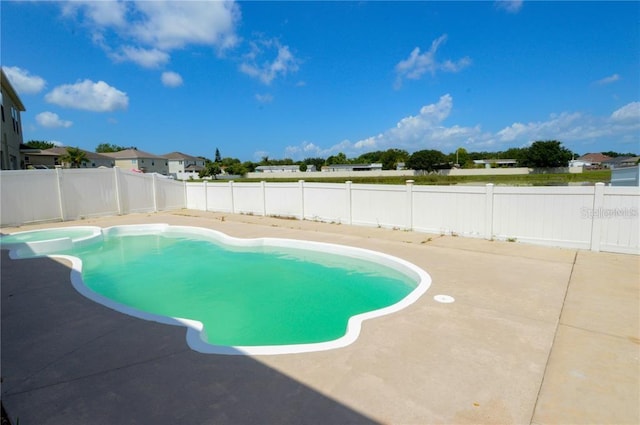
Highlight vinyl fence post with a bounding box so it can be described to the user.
[485,183,494,240]
[56,167,66,221]
[229,180,235,214]
[590,182,605,252]
[261,180,267,216]
[152,173,158,212]
[346,181,353,226]
[113,166,123,215]
[299,180,305,220]
[203,180,208,212]
[406,180,414,231]
[183,180,187,210]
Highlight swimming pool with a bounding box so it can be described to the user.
[1,224,431,355]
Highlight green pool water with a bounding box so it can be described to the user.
[67,233,417,347]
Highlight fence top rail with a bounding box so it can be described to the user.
[412,185,487,194]
[350,183,406,192]
[603,186,640,195]
[493,185,598,195]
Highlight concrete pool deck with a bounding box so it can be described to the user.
[1,210,638,424]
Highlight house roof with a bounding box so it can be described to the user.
[602,156,640,166]
[163,151,202,161]
[102,149,166,160]
[326,163,383,169]
[184,164,205,171]
[577,153,612,163]
[473,159,517,164]
[42,147,113,160]
[1,68,26,111]
[24,147,112,160]
[255,165,300,171]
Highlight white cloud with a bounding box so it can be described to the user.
[495,1,523,14]
[161,71,183,87]
[284,95,481,159]
[595,74,621,85]
[112,46,170,68]
[45,80,129,112]
[255,93,273,103]
[35,112,73,128]
[611,102,640,122]
[253,150,270,161]
[496,112,583,142]
[132,1,240,51]
[62,1,128,28]
[3,66,46,94]
[284,141,323,158]
[240,39,299,85]
[61,1,240,67]
[394,35,471,89]
[283,96,640,159]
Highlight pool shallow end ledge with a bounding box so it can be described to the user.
[1,223,432,356]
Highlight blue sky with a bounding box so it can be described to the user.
[2,1,639,161]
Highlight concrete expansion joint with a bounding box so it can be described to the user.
[529,250,578,424]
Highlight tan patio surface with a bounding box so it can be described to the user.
[1,210,638,424]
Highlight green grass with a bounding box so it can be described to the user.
[235,169,611,186]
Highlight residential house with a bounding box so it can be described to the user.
[601,156,640,169]
[24,147,114,169]
[1,68,25,170]
[573,153,612,169]
[255,165,301,173]
[102,149,169,174]
[473,159,518,168]
[163,151,205,179]
[322,163,383,172]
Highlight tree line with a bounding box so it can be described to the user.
[24,140,637,174]
[198,141,582,177]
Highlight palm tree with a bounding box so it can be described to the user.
[60,147,89,168]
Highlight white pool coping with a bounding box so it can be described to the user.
[4,223,432,356]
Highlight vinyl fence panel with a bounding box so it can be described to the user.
[350,184,407,229]
[0,170,61,225]
[303,182,350,224]
[60,168,119,220]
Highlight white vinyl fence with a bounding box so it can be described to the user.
[186,180,639,254]
[1,167,185,226]
[1,170,638,254]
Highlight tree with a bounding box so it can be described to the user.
[242,161,257,172]
[303,157,325,171]
[225,162,248,176]
[354,150,383,164]
[96,143,136,153]
[299,163,308,172]
[26,140,56,150]
[448,147,470,168]
[380,148,409,170]
[498,147,527,164]
[60,147,89,168]
[199,162,221,179]
[406,149,446,171]
[214,148,222,163]
[602,151,638,158]
[326,152,349,165]
[522,140,573,168]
